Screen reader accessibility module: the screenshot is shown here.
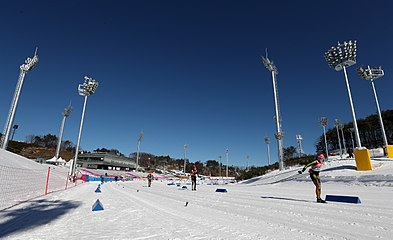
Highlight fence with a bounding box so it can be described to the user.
[0,164,83,211]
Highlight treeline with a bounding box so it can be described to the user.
[3,109,391,180]
[24,134,76,151]
[126,151,316,181]
[315,110,393,153]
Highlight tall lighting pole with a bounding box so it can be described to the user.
[11,124,19,141]
[325,41,373,170]
[218,155,222,178]
[334,119,343,158]
[225,146,229,178]
[324,40,362,148]
[72,76,99,177]
[55,104,72,159]
[348,127,355,149]
[264,136,271,165]
[339,123,347,155]
[1,49,39,149]
[136,131,143,171]
[319,117,329,160]
[296,135,303,158]
[183,144,188,174]
[357,66,389,149]
[262,51,284,171]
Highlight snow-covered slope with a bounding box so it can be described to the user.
[1,149,392,239]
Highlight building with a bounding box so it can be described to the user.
[77,152,136,171]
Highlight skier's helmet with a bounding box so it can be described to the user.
[317,154,325,161]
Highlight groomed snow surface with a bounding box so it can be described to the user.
[1,150,393,240]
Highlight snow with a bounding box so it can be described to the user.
[1,149,393,239]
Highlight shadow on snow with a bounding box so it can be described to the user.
[260,196,314,203]
[0,199,82,238]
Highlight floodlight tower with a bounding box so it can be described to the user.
[262,52,284,171]
[246,155,250,170]
[264,136,271,165]
[324,40,362,148]
[183,144,188,174]
[348,127,355,149]
[334,119,343,158]
[325,40,373,170]
[218,155,222,178]
[339,123,347,155]
[71,76,99,177]
[225,146,229,178]
[55,104,72,159]
[357,66,389,152]
[1,49,39,149]
[136,131,144,171]
[296,135,303,158]
[11,124,19,141]
[319,117,329,160]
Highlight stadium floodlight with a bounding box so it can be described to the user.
[319,117,329,161]
[55,104,72,159]
[334,119,343,159]
[339,123,347,155]
[295,135,303,158]
[348,127,355,149]
[226,146,229,178]
[324,40,362,149]
[183,144,188,174]
[136,131,144,171]
[1,49,39,149]
[10,124,19,141]
[71,76,99,178]
[218,155,222,178]
[262,50,284,171]
[264,136,271,165]
[357,66,388,149]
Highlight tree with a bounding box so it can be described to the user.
[283,146,297,160]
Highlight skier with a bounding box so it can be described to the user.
[298,154,326,203]
[191,165,197,191]
[147,172,153,187]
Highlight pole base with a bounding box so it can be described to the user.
[386,145,393,158]
[354,148,372,171]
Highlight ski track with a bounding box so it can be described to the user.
[2,177,393,240]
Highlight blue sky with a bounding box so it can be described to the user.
[1,0,393,167]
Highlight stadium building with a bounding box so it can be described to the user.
[77,152,136,171]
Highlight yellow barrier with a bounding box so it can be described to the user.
[354,148,372,171]
[386,145,393,158]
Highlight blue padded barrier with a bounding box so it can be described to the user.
[325,195,361,204]
[215,188,228,193]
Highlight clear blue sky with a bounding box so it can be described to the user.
[1,0,393,167]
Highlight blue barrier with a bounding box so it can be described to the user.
[95,187,101,193]
[181,186,188,190]
[86,176,115,182]
[215,188,228,193]
[92,199,104,211]
[167,182,175,186]
[325,195,361,204]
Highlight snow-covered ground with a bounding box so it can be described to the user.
[1,150,393,239]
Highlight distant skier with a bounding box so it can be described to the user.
[298,154,326,203]
[191,165,197,191]
[147,172,153,187]
[347,148,354,158]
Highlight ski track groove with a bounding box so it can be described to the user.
[117,181,392,240]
